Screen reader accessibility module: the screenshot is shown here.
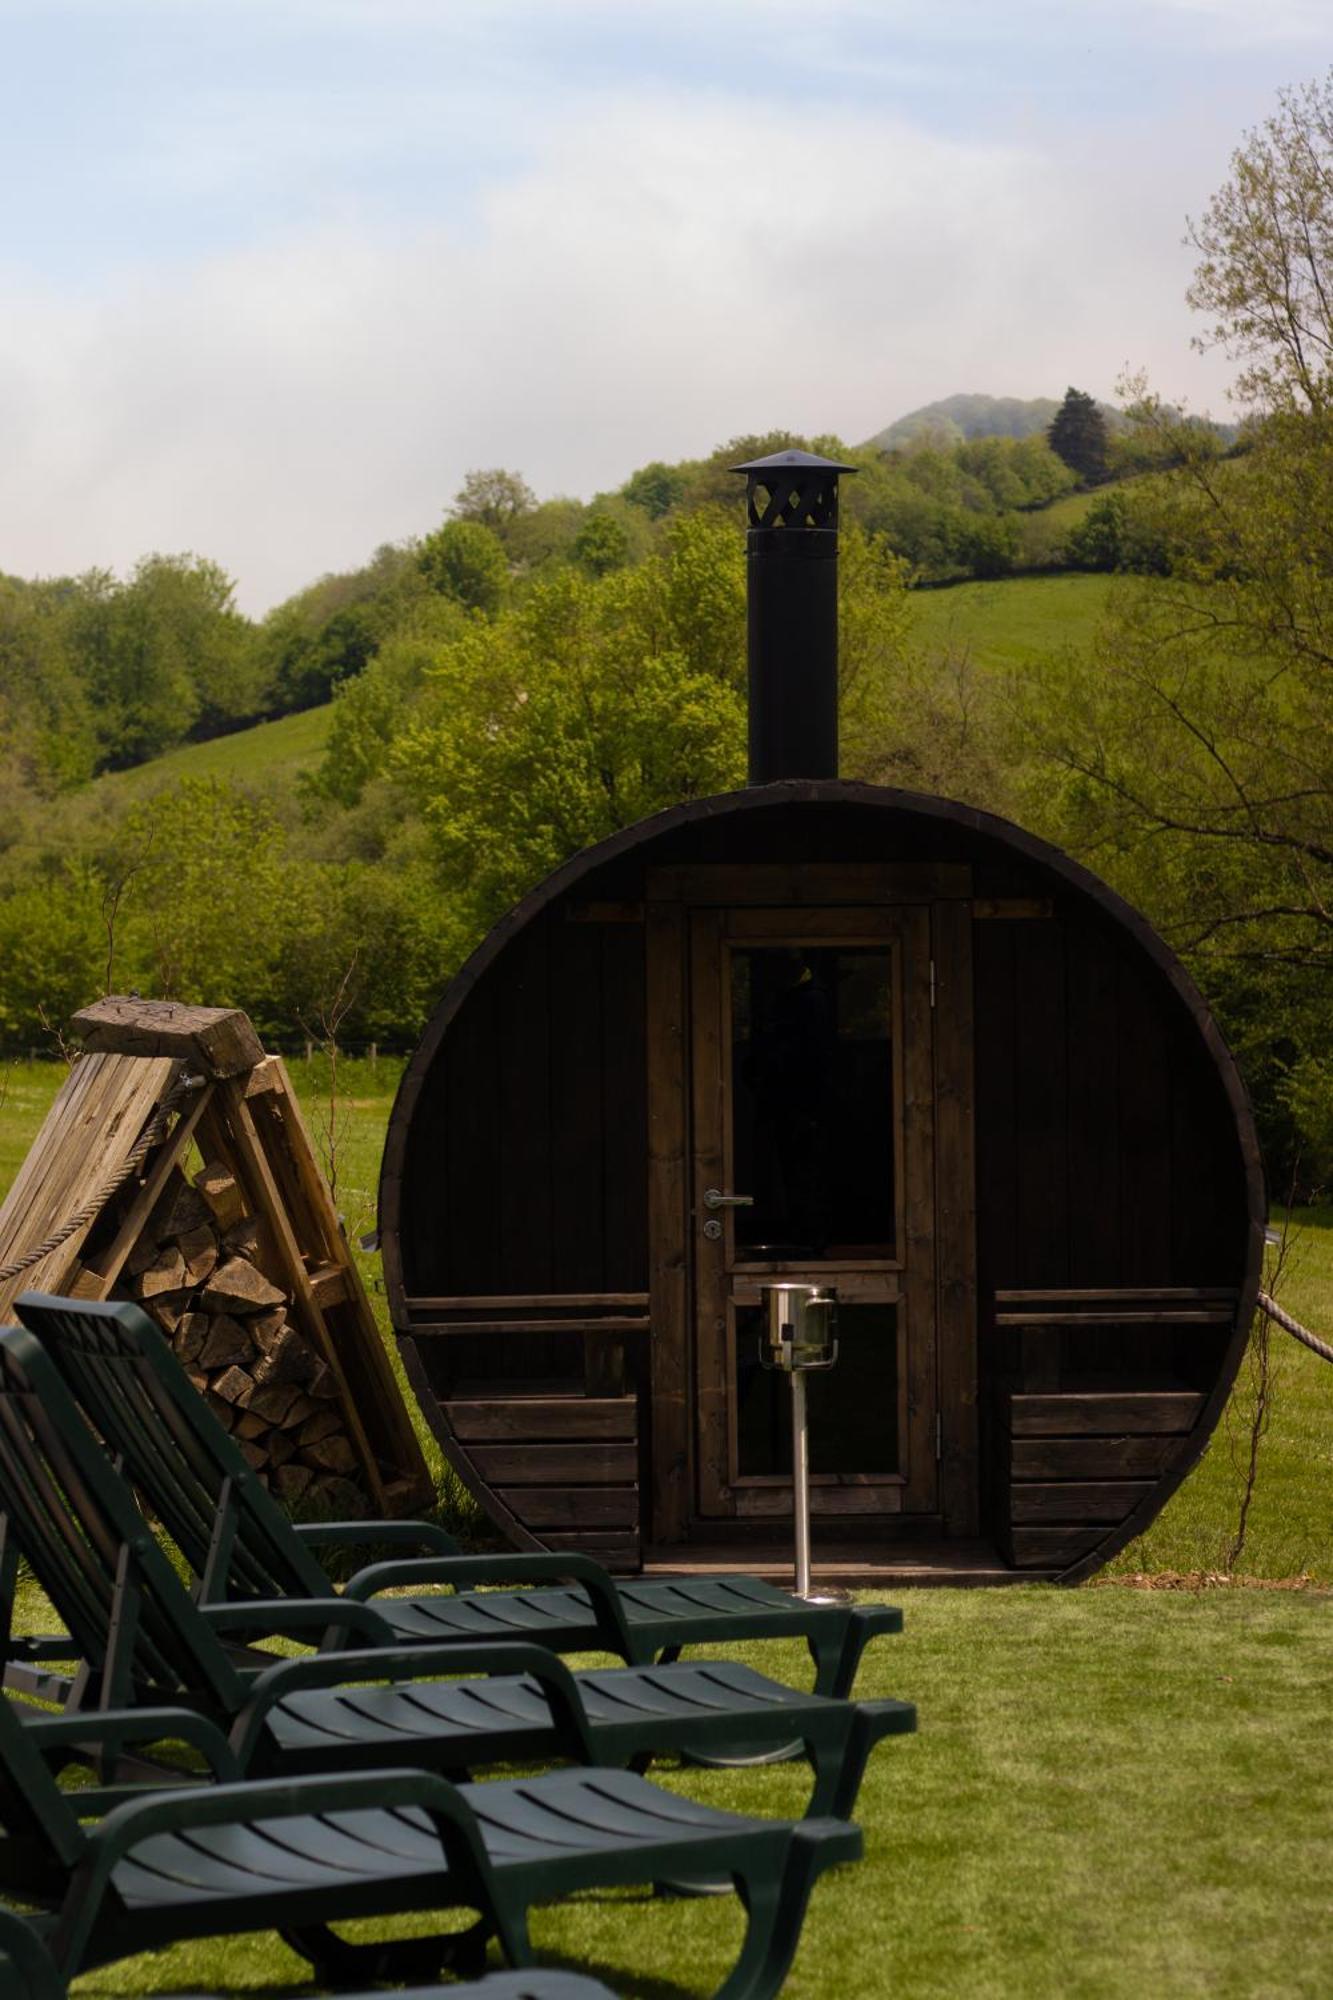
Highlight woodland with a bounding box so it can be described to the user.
[3,77,1333,1196]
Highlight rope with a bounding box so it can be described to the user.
[1257,1290,1333,1367]
[0,1069,203,1286]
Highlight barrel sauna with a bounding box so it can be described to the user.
[380,455,1265,1585]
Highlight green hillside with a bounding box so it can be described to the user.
[908,570,1115,669]
[92,701,333,801]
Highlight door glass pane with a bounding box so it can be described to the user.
[730,946,895,1260]
[735,1301,900,1476]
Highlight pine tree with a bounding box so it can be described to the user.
[1046,387,1109,483]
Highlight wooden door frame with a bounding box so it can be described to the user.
[646,864,978,1544]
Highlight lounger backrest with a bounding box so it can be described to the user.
[14,1294,331,1605]
[0,1653,87,1882]
[0,1327,244,1712]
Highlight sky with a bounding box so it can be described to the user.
[0,0,1329,612]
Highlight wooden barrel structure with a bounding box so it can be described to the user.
[380,452,1265,1585]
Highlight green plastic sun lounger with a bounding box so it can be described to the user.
[0,1323,912,1819]
[16,1292,903,1698]
[0,1905,620,2000]
[0,1688,859,1998]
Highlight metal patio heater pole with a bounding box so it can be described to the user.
[759,1283,839,1601]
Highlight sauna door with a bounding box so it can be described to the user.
[688,905,938,1524]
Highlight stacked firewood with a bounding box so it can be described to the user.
[121,1159,362,1513]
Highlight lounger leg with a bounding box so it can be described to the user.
[807,1627,844,1698]
[279,1918,490,1983]
[713,1828,836,2000]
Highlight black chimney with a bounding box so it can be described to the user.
[733,448,855,784]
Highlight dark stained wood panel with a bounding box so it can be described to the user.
[1009,1436,1178,1480]
[1008,1525,1106,1568]
[449,1398,638,1442]
[1010,1480,1155,1524]
[934,896,978,1534]
[470,1443,638,1484]
[1006,1391,1204,1435]
[498,1486,639,1529]
[549,915,605,1296]
[601,925,648,1292]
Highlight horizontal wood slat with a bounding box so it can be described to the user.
[733,1486,903,1517]
[448,1398,638,1443]
[1006,1391,1204,1435]
[1010,1480,1155,1525]
[996,1288,1237,1304]
[995,1310,1233,1326]
[469,1443,638,1484]
[412,1318,650,1335]
[1009,1436,1179,1481]
[407,1293,649,1312]
[498,1486,639,1529]
[1007,1526,1106,1568]
[541,1531,641,1571]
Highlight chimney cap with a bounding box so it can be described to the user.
[731,447,859,476]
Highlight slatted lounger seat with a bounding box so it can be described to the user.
[0,1688,859,1997]
[16,1293,904,1698]
[0,1325,913,1820]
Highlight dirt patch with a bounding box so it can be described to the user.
[1092,1570,1325,1592]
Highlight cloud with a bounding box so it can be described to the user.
[0,89,1234,611]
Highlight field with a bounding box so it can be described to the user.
[2,996,1330,1996]
[908,570,1115,671]
[90,702,334,801]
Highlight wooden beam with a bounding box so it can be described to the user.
[71,998,265,1078]
[449,1398,638,1443]
[1006,1391,1204,1435]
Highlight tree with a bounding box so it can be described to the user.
[1187,71,1333,414]
[451,468,536,536]
[417,518,509,615]
[1046,387,1108,483]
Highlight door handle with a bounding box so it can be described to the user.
[703,1188,754,1209]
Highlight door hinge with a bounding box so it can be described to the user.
[929,959,936,1008]
[935,1413,943,1460]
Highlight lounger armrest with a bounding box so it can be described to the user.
[23,1706,243,1781]
[294,1519,461,1558]
[230,1641,598,1769]
[343,1552,634,1660]
[198,1597,398,1648]
[57,1768,495,1975]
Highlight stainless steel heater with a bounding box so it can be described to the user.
[757,1281,840,1600]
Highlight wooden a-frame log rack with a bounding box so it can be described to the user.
[0,997,432,1516]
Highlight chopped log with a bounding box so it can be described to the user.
[195,1162,246,1232]
[146,1298,182,1335]
[71,997,266,1079]
[309,1474,370,1519]
[248,1307,287,1356]
[198,1315,253,1371]
[246,1382,300,1426]
[301,1434,358,1476]
[174,1314,209,1367]
[222,1215,264,1261]
[155,1178,211,1242]
[201,1257,285,1316]
[187,1371,208,1394]
[236,1438,268,1471]
[273,1463,313,1505]
[136,1248,186,1301]
[251,1324,321,1391]
[266,1429,297,1468]
[278,1391,319,1432]
[177,1224,219,1287]
[211,1365,255,1406]
[297,1408,343,1449]
[125,1233,163,1279]
[233,1410,268,1442]
[204,1392,236,1433]
[307,1360,338,1399]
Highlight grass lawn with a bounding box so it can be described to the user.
[909,571,1114,673]
[0,1060,1329,1994]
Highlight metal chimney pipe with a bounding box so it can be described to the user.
[733,448,856,784]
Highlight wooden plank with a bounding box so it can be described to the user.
[900,905,939,1512]
[933,895,978,1535]
[407,1293,649,1312]
[1008,1525,1106,1568]
[443,982,501,1295]
[1118,955,1173,1282]
[648,863,972,904]
[1009,1436,1178,1480]
[498,1486,639,1529]
[996,1288,1237,1303]
[0,1053,178,1320]
[1013,922,1068,1388]
[1010,1480,1155,1524]
[565,901,645,924]
[411,1317,650,1335]
[74,1081,216,1297]
[646,899,690,1541]
[498,920,553,1295]
[1006,1391,1204,1435]
[71,997,265,1077]
[469,1443,638,1484]
[995,1310,1233,1326]
[973,898,1053,920]
[449,1398,638,1443]
[1065,925,1121,1318]
[600,923,648,1296]
[540,1530,641,1572]
[734,1486,904,1517]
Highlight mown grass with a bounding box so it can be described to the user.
[909,570,1114,672]
[90,703,333,803]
